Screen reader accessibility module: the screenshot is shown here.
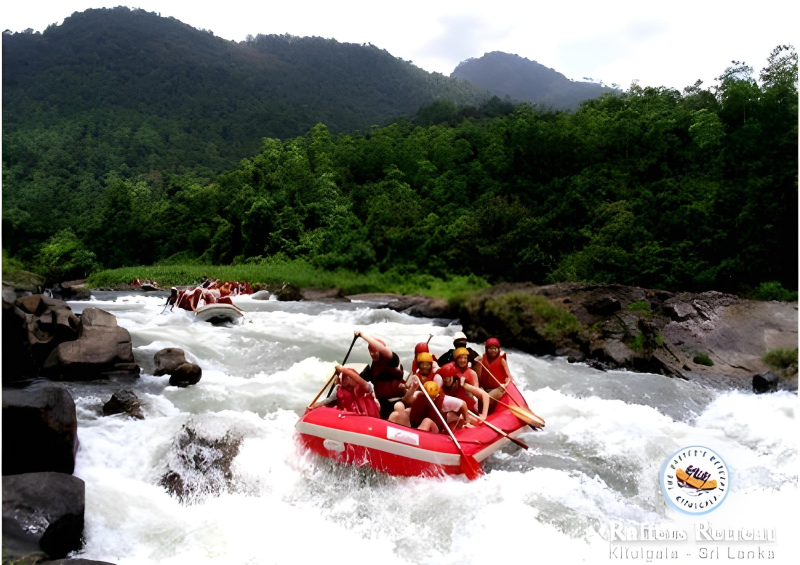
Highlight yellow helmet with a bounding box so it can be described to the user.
[416,352,433,363]
[424,381,440,398]
[454,347,469,359]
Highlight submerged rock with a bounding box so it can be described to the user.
[753,372,780,394]
[2,383,78,476]
[169,363,202,388]
[160,424,242,504]
[2,472,85,559]
[102,390,145,420]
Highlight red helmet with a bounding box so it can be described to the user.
[437,362,459,379]
[485,337,501,348]
[414,342,430,355]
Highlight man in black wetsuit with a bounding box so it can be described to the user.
[163,287,179,312]
[355,330,406,419]
[437,331,480,366]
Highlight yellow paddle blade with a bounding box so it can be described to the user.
[507,404,545,428]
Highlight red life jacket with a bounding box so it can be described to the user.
[479,351,509,390]
[439,363,477,412]
[409,389,447,429]
[336,385,380,418]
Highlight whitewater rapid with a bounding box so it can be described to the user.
[61,293,798,564]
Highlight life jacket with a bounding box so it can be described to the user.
[479,351,509,390]
[438,363,477,413]
[336,384,380,418]
[408,388,447,430]
[361,353,404,399]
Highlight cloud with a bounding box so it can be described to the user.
[412,14,512,71]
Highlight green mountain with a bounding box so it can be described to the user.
[2,6,487,254]
[451,51,615,110]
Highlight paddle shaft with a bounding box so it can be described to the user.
[468,411,528,449]
[307,334,359,408]
[478,359,545,428]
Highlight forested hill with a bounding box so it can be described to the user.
[2,7,487,251]
[451,51,615,110]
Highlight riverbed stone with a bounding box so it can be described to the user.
[2,472,85,559]
[753,372,780,394]
[79,307,118,329]
[103,390,144,420]
[251,290,271,300]
[2,383,78,476]
[169,363,202,387]
[154,348,187,376]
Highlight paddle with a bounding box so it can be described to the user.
[467,411,529,449]
[419,384,483,480]
[476,359,546,429]
[307,333,360,409]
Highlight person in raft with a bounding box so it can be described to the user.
[331,364,381,418]
[474,337,512,404]
[355,330,406,419]
[437,331,480,367]
[439,348,490,421]
[164,287,179,311]
[400,352,442,406]
[390,381,471,433]
[411,342,439,374]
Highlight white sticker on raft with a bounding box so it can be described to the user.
[323,439,345,453]
[387,427,420,446]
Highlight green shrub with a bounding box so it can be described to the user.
[483,293,582,341]
[627,300,653,320]
[693,352,714,366]
[629,331,646,352]
[36,229,101,282]
[751,282,798,302]
[763,348,798,370]
[654,333,665,346]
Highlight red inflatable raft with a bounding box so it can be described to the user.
[296,368,538,477]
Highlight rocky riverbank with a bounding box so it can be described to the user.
[459,282,798,390]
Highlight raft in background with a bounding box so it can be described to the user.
[194,303,244,325]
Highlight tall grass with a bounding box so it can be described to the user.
[86,260,489,300]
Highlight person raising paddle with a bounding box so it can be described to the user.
[355,330,405,419]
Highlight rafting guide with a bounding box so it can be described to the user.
[660,446,730,515]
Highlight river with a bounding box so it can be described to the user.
[61,293,798,564]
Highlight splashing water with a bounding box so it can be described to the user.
[62,294,797,564]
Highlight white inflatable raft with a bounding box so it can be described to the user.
[194,303,244,324]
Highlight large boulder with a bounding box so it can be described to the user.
[2,383,78,476]
[300,287,350,303]
[153,348,187,376]
[387,295,457,319]
[168,363,202,388]
[250,290,271,300]
[2,472,85,559]
[43,308,140,380]
[102,390,144,420]
[275,283,302,301]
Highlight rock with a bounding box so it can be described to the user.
[2,472,85,559]
[169,363,202,387]
[15,295,70,317]
[43,309,139,380]
[753,372,780,394]
[275,283,302,301]
[2,514,50,564]
[387,295,457,319]
[300,287,350,302]
[2,384,78,476]
[567,351,586,363]
[250,290,272,300]
[79,307,117,329]
[664,301,697,321]
[160,424,242,504]
[585,295,621,315]
[154,348,187,376]
[102,390,144,420]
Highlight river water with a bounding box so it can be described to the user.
[61,293,798,564]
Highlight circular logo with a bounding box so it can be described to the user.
[659,446,729,515]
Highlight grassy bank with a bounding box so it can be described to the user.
[86,260,489,301]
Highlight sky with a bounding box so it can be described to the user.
[2,0,798,90]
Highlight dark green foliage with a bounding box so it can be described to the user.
[2,19,797,299]
[452,51,617,110]
[750,282,798,302]
[693,352,714,366]
[763,348,798,370]
[35,228,100,282]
